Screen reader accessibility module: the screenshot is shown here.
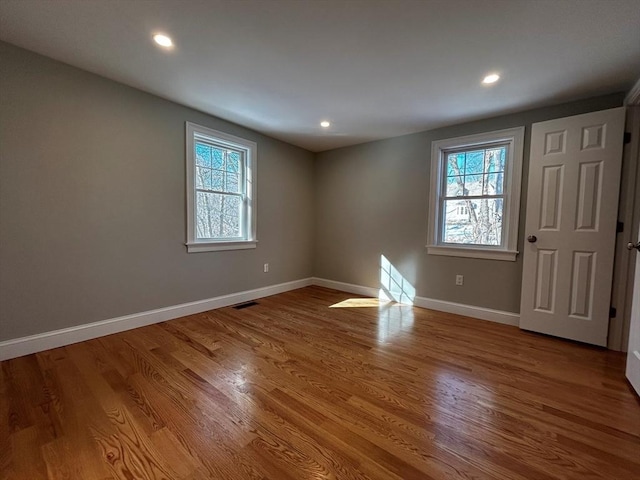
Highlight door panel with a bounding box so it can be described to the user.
[576,161,601,230]
[520,107,625,346]
[540,165,563,230]
[535,249,557,312]
[569,251,595,318]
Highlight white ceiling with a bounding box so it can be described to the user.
[1,0,639,152]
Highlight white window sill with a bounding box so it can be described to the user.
[426,245,518,261]
[186,241,257,253]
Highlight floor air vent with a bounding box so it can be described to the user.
[233,301,259,310]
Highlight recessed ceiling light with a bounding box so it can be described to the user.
[153,34,173,48]
[320,121,331,128]
[482,73,500,84]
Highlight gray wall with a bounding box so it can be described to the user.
[314,93,624,313]
[0,42,315,341]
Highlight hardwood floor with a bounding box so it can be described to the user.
[2,285,639,479]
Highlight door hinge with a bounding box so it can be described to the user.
[624,132,631,144]
[609,306,616,318]
[617,221,624,233]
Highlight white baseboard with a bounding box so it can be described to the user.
[312,277,519,327]
[0,276,519,362]
[0,278,313,361]
[312,277,379,298]
[412,297,519,326]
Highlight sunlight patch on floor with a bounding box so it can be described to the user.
[330,298,397,308]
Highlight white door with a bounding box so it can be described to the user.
[520,107,626,346]
[626,226,640,396]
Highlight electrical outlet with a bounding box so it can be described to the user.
[455,274,464,286]
[264,263,269,273]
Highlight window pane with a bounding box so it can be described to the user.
[447,153,464,176]
[225,172,239,193]
[442,198,503,245]
[227,151,240,173]
[487,147,506,172]
[212,170,223,190]
[195,143,211,167]
[196,192,241,239]
[196,191,219,239]
[464,174,483,196]
[212,148,224,169]
[196,166,211,190]
[446,176,464,196]
[464,150,484,174]
[485,172,503,195]
[221,195,241,237]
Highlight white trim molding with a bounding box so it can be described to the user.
[312,277,519,326]
[313,278,380,298]
[412,296,519,326]
[185,122,258,253]
[424,245,518,262]
[185,241,257,253]
[0,278,312,361]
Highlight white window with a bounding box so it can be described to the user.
[427,127,524,261]
[185,122,257,253]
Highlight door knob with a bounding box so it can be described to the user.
[527,235,537,243]
[627,242,640,252]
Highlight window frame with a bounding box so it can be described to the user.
[185,122,257,253]
[427,126,525,261]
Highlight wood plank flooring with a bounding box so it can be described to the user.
[2,285,639,479]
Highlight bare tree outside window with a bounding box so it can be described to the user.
[442,145,507,245]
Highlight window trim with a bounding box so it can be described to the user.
[426,126,525,261]
[185,122,257,253]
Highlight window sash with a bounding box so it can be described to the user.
[194,140,246,194]
[195,191,246,241]
[438,144,509,247]
[193,141,248,241]
[438,202,506,248]
[437,202,508,243]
